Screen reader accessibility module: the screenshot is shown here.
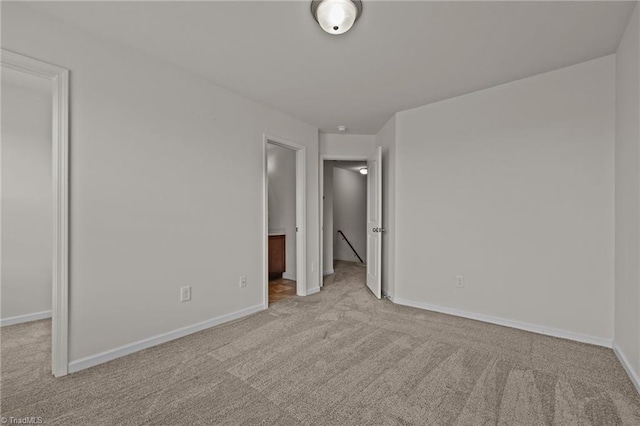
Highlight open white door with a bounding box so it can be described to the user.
[366,147,382,299]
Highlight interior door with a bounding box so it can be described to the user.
[366,147,382,299]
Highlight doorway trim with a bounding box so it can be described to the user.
[263,134,307,308]
[1,49,70,377]
[319,154,368,287]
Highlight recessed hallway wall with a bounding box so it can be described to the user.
[333,166,367,263]
[1,68,53,321]
[614,3,640,386]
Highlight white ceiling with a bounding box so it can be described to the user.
[25,1,635,134]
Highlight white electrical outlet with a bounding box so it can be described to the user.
[239,276,247,288]
[180,286,191,302]
[456,276,464,288]
[311,262,317,272]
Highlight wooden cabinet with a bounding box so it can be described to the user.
[268,234,286,278]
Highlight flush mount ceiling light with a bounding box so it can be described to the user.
[311,0,363,35]
[359,167,368,175]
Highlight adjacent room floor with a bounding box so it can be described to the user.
[268,277,296,304]
[2,260,639,425]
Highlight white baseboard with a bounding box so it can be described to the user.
[393,297,612,348]
[282,272,296,281]
[68,304,265,374]
[382,290,394,301]
[307,286,320,295]
[613,344,640,395]
[0,310,52,327]
[323,269,334,276]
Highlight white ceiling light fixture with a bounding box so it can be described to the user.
[359,167,368,175]
[311,0,363,35]
[337,125,347,132]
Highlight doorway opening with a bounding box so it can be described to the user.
[0,50,69,377]
[323,160,368,280]
[320,148,382,298]
[263,135,306,307]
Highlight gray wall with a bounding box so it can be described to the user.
[1,69,53,320]
[319,134,375,157]
[3,3,320,362]
[395,56,615,341]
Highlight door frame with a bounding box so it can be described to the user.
[1,49,70,377]
[366,147,383,298]
[263,134,307,308]
[319,154,367,287]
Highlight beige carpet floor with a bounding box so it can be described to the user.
[1,260,639,425]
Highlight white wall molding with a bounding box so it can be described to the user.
[614,4,640,399]
[323,269,334,276]
[307,286,320,295]
[613,344,640,395]
[1,49,69,377]
[68,304,264,374]
[0,310,52,327]
[263,133,308,305]
[394,297,612,348]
